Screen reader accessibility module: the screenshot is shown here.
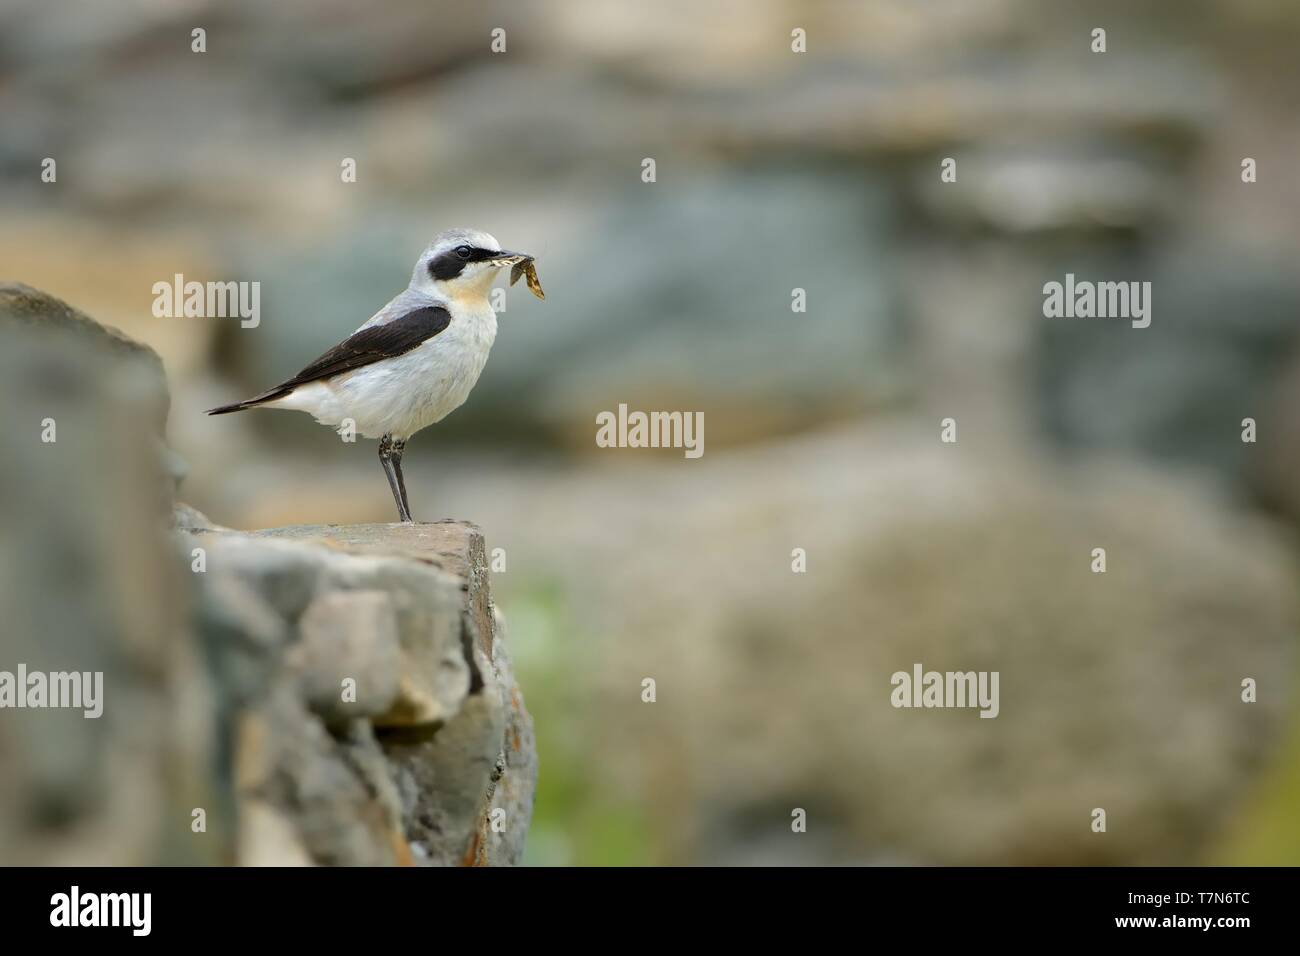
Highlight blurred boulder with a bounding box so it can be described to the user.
[1035,252,1300,479]
[667,436,1295,864]
[0,280,170,435]
[461,423,1298,864]
[1250,348,1300,523]
[0,287,213,865]
[0,280,186,499]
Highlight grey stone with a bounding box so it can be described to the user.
[0,301,218,866]
[193,520,537,865]
[235,684,404,867]
[290,590,401,723]
[173,501,223,532]
[475,607,537,866]
[383,602,534,866]
[0,281,175,513]
[209,526,473,726]
[1036,254,1300,480]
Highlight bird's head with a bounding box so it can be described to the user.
[411,228,530,304]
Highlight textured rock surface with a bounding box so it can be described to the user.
[184,520,537,866]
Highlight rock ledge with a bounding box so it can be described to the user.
[181,518,537,866]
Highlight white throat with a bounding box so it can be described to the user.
[428,267,499,310]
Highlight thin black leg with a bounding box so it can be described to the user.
[391,437,412,521]
[379,434,413,522]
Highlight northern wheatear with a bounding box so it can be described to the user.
[207,228,541,521]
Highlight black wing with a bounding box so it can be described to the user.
[207,305,451,415]
[283,305,451,386]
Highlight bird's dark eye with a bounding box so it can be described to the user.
[455,245,472,260]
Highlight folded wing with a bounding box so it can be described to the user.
[206,305,452,415]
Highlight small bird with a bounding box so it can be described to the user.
[207,228,538,522]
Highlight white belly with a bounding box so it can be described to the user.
[271,306,497,440]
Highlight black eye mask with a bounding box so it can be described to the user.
[428,246,493,280]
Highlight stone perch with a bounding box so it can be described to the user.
[180,517,537,866]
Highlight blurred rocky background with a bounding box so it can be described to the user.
[1,0,1298,864]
